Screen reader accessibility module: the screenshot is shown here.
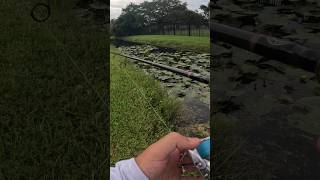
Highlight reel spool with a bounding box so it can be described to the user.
[197,137,210,160]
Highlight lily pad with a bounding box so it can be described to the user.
[239,64,259,74]
[296,96,320,108]
[246,95,276,116]
[287,111,320,135]
[225,89,245,97]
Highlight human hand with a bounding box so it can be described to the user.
[135,132,204,180]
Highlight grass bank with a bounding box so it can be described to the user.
[110,46,180,164]
[0,0,108,178]
[121,35,210,53]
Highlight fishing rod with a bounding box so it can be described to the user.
[211,22,320,81]
[110,51,210,84]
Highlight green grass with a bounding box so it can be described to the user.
[121,35,210,53]
[0,0,108,179]
[110,46,180,165]
[211,112,258,179]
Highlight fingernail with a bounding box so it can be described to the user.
[188,137,201,143]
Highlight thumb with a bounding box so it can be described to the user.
[151,132,201,158]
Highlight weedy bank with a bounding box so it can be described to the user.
[110,46,180,165]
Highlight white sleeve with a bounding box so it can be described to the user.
[110,158,149,180]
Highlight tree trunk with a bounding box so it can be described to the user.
[162,24,165,35]
[188,24,191,36]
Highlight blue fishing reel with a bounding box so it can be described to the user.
[185,137,211,179]
[196,137,210,160]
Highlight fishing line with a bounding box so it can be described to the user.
[44,25,106,106]
[30,1,107,106]
[122,65,171,132]
[114,53,171,132]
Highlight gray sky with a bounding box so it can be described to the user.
[110,0,209,19]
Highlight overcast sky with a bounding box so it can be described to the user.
[110,0,209,19]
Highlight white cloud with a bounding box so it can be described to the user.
[110,0,209,19]
[110,0,148,19]
[184,0,209,10]
[110,7,122,19]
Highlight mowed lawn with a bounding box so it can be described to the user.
[122,35,210,53]
[110,46,180,164]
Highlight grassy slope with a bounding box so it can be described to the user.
[0,1,108,179]
[110,46,180,164]
[122,35,210,53]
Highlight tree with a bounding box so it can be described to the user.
[111,0,207,36]
[111,3,145,36]
[200,5,209,20]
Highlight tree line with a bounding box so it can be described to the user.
[111,0,209,36]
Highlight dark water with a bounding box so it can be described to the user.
[211,1,320,179]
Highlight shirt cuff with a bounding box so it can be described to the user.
[110,158,149,180]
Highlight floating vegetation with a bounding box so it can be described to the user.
[118,44,210,105]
